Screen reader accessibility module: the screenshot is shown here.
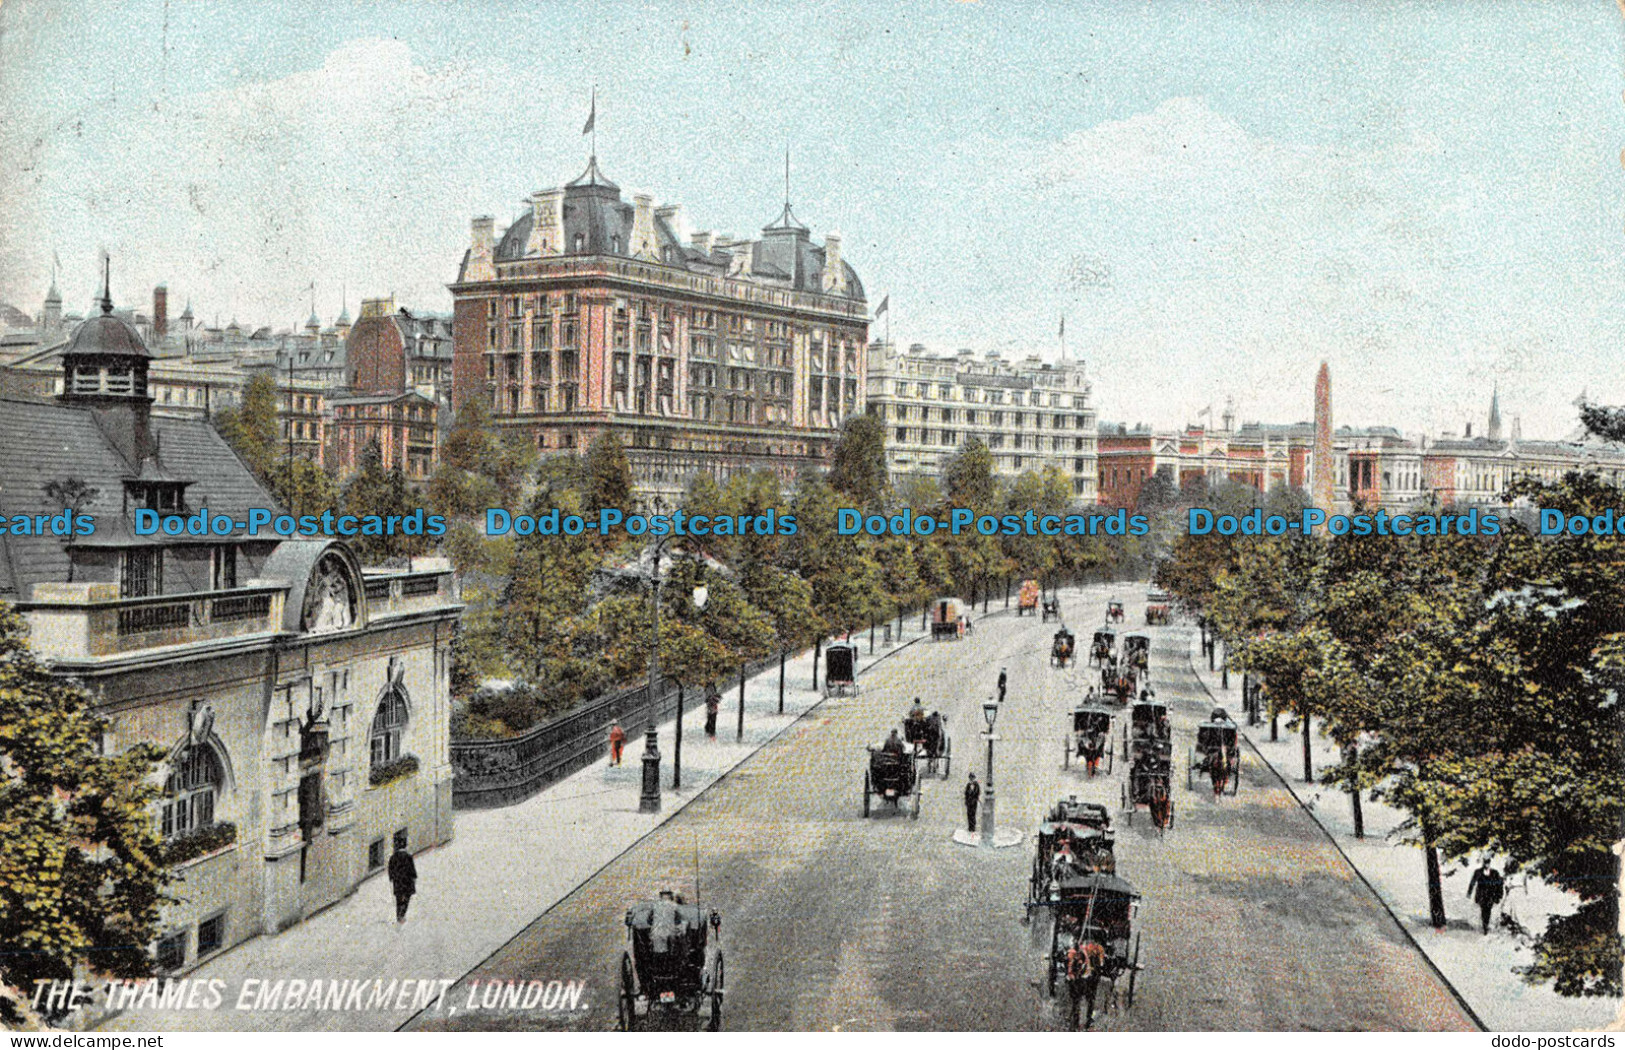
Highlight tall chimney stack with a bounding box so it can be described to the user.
[153,284,168,341]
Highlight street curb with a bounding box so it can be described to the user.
[397,619,938,1031]
[1182,632,1489,1033]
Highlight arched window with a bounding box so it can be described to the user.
[162,745,222,839]
[573,233,586,253]
[371,688,409,767]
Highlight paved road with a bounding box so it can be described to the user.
[410,584,1477,1032]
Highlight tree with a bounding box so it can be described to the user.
[213,372,279,481]
[341,441,429,563]
[583,430,633,518]
[942,437,996,512]
[827,415,890,513]
[0,606,170,1022]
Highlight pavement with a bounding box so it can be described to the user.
[98,611,942,1032]
[1188,632,1622,1032]
[402,583,1478,1032]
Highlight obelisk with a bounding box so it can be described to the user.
[1312,362,1334,511]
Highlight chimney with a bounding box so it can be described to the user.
[822,232,846,294]
[691,231,713,255]
[1512,415,1522,442]
[467,216,496,281]
[630,194,658,260]
[1465,422,1473,438]
[527,189,564,257]
[153,285,168,340]
[656,203,682,235]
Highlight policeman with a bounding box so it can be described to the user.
[964,771,982,832]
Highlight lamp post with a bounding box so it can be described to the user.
[980,698,999,848]
[671,584,708,791]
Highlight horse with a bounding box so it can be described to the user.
[1064,938,1108,1029]
[1207,745,1233,798]
[1148,780,1172,832]
[1081,731,1106,777]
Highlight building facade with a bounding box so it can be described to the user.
[2,290,459,974]
[865,342,1098,499]
[345,296,453,402]
[448,156,869,508]
[328,390,442,482]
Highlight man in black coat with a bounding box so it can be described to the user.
[388,844,418,924]
[1466,860,1504,934]
[964,772,981,832]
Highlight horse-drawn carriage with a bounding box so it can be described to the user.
[1028,798,1117,906]
[1106,598,1125,624]
[1122,698,1171,761]
[1089,628,1116,667]
[1122,699,1175,828]
[1042,596,1063,623]
[1122,633,1151,671]
[1101,657,1138,704]
[1064,704,1115,776]
[822,642,858,698]
[618,892,725,1031]
[930,597,963,641]
[903,705,951,778]
[1032,873,1143,1029]
[862,739,922,818]
[1018,579,1041,616]
[1122,746,1175,830]
[1050,627,1076,668]
[1144,591,1172,626]
[1187,708,1240,796]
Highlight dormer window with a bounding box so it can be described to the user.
[611,234,621,254]
[128,481,186,513]
[573,233,586,252]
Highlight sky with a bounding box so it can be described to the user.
[1,0,1621,438]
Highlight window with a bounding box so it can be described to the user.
[371,688,409,768]
[122,548,163,598]
[368,837,386,870]
[155,931,187,972]
[197,913,226,957]
[212,546,237,590]
[161,744,222,840]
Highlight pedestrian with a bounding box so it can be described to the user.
[704,690,720,738]
[1467,859,1505,934]
[387,843,417,924]
[964,771,981,832]
[998,668,1008,704]
[608,720,627,766]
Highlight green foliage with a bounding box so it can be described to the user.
[942,437,996,512]
[214,372,280,480]
[0,605,171,1011]
[161,821,237,866]
[368,753,420,787]
[1181,472,1623,997]
[583,430,633,517]
[827,414,890,512]
[341,441,430,563]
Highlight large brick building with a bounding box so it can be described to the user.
[449,155,869,508]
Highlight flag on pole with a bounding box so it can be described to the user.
[874,295,889,318]
[1059,315,1065,339]
[582,90,596,136]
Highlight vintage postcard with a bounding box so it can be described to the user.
[0,0,1621,1036]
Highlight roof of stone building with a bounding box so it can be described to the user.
[0,396,277,599]
[470,159,865,301]
[62,307,152,360]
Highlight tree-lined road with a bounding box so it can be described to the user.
[410,585,1477,1032]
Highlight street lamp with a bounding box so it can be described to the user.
[642,536,710,810]
[980,698,999,848]
[672,583,708,791]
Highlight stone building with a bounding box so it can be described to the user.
[1,285,459,974]
[865,342,1097,498]
[449,154,869,508]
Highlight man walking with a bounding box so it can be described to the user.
[997,668,1008,704]
[608,720,627,766]
[387,843,417,924]
[704,690,721,738]
[964,771,981,832]
[1467,859,1505,934]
